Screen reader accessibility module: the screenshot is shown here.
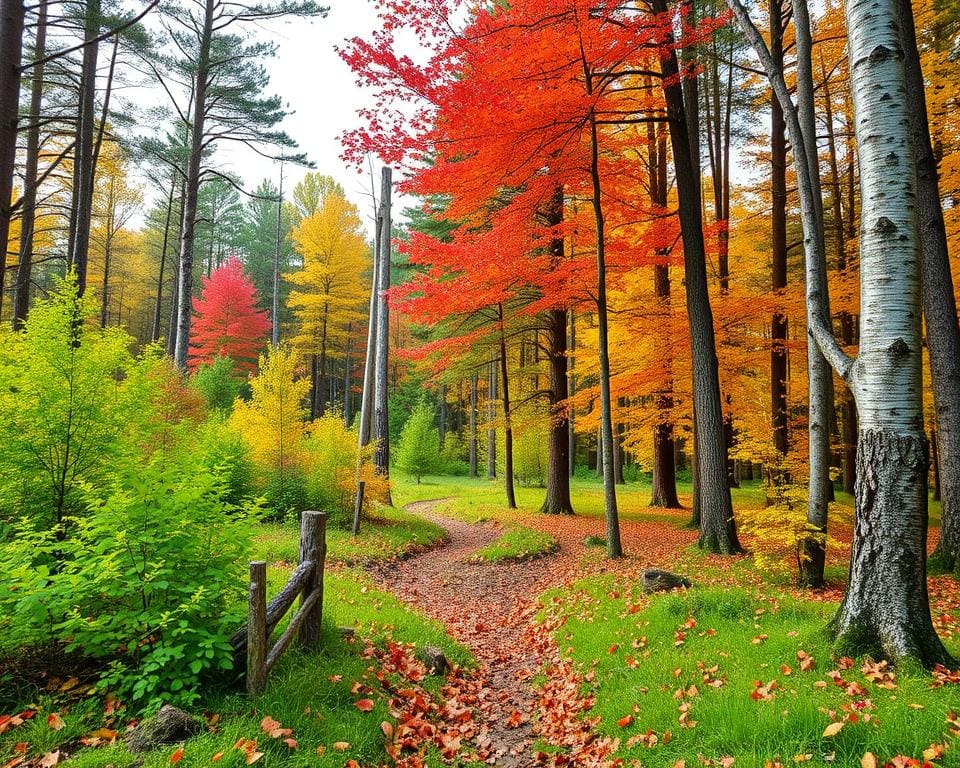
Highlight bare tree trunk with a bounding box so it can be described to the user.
[373,167,392,504]
[358,212,380,449]
[439,383,447,449]
[70,0,101,297]
[897,0,960,574]
[272,160,284,346]
[0,0,24,318]
[487,357,496,480]
[586,97,622,558]
[498,304,517,509]
[653,0,740,553]
[469,371,478,478]
[540,308,574,513]
[173,0,213,369]
[344,323,353,426]
[150,169,177,341]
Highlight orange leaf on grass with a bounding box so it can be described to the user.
[355,698,374,712]
[170,747,184,764]
[47,713,65,731]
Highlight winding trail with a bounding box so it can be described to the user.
[369,499,580,766]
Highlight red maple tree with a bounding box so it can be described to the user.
[188,258,271,373]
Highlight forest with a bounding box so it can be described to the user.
[2,0,960,765]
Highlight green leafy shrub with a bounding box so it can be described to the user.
[193,355,246,413]
[396,400,441,483]
[195,415,258,506]
[0,456,256,711]
[512,420,548,487]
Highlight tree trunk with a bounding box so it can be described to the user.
[0,0,24,318]
[792,0,835,589]
[586,97,622,558]
[498,304,517,508]
[173,0,213,369]
[151,169,177,342]
[469,371,478,478]
[568,309,576,477]
[897,0,960,574]
[70,0,101,297]
[12,0,45,330]
[540,308,574,513]
[373,167,392,504]
[653,0,740,553]
[487,357,496,480]
[358,211,380,449]
[272,161,284,346]
[343,323,353,426]
[769,0,789,468]
[439,383,447,449]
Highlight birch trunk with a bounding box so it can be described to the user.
[727,0,951,663]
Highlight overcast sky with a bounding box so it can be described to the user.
[210,1,397,235]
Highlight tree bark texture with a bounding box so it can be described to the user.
[373,167,392,503]
[0,0,24,319]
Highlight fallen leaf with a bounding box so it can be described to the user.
[355,698,374,712]
[39,752,60,768]
[617,715,633,728]
[170,747,184,764]
[47,713,65,731]
[212,751,224,762]
[823,721,844,738]
[861,753,878,768]
[333,741,351,751]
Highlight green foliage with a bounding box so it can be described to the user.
[388,377,430,445]
[302,412,360,522]
[512,421,548,487]
[193,355,246,413]
[0,456,256,711]
[195,415,258,506]
[396,400,441,483]
[0,280,148,530]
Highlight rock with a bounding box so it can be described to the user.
[641,569,691,594]
[339,626,356,640]
[127,705,200,753]
[419,645,448,676]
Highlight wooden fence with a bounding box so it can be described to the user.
[230,510,327,695]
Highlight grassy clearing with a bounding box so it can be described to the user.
[539,579,960,768]
[1,505,459,768]
[470,525,557,563]
[253,504,446,566]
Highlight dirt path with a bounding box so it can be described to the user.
[368,499,582,767]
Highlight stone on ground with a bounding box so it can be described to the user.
[128,705,200,753]
[641,568,691,593]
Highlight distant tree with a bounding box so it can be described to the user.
[188,258,271,373]
[237,178,297,318]
[396,400,440,484]
[192,355,244,413]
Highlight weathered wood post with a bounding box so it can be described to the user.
[352,481,365,536]
[247,561,267,696]
[298,511,326,649]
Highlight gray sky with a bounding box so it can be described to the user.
[213,1,399,235]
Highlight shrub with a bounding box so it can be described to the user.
[396,400,441,483]
[193,355,245,413]
[0,456,256,711]
[513,420,548,487]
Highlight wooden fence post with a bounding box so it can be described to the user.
[298,511,326,649]
[247,561,267,696]
[352,481,365,536]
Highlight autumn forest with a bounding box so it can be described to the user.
[2,0,960,765]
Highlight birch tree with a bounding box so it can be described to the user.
[727,0,952,664]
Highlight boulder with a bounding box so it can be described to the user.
[419,645,448,676]
[127,705,200,753]
[641,569,691,594]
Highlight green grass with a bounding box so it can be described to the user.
[253,504,445,567]
[2,570,472,768]
[470,525,557,563]
[539,579,960,767]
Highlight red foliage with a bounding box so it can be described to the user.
[188,258,271,373]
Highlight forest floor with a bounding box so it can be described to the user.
[369,496,695,767]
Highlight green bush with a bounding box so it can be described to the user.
[513,421,548,487]
[0,456,256,711]
[192,355,246,413]
[396,400,441,483]
[196,415,257,506]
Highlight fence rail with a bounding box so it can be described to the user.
[230,510,327,695]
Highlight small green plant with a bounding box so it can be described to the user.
[192,355,246,413]
[0,456,257,711]
[396,400,441,484]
